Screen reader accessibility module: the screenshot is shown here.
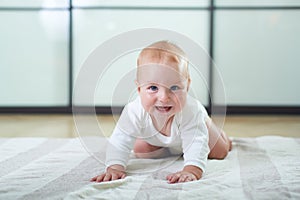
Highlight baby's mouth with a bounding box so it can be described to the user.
[155,106,172,112]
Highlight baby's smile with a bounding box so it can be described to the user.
[155,105,173,113]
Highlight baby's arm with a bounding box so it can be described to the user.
[169,101,209,184]
[91,164,126,182]
[166,165,203,184]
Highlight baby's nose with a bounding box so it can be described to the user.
[158,88,170,102]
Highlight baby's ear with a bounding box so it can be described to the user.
[187,78,191,91]
[135,80,141,93]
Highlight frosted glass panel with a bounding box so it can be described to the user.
[214,10,300,106]
[0,0,69,8]
[73,0,209,7]
[0,11,69,106]
[73,10,210,106]
[215,0,300,7]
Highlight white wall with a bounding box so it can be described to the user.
[0,10,69,106]
[214,10,300,106]
[1,0,299,108]
[73,9,209,106]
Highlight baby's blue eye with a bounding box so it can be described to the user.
[149,86,158,91]
[170,85,180,91]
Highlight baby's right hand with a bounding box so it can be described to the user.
[90,165,126,182]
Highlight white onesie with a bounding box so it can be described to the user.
[106,95,209,172]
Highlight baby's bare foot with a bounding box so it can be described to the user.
[228,139,232,151]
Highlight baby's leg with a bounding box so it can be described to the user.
[134,139,169,158]
[206,118,232,159]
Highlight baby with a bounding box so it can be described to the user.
[91,40,231,184]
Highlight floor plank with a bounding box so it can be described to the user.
[0,114,299,138]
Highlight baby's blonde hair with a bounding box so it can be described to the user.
[137,40,190,79]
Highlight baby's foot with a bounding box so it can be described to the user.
[221,130,232,151]
[228,139,232,151]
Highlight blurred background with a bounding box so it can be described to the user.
[0,0,299,137]
[1,0,300,113]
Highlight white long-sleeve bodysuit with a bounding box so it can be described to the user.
[106,95,209,172]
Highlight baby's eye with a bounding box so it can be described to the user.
[148,85,158,91]
[170,85,180,91]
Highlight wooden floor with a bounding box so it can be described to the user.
[0,114,299,138]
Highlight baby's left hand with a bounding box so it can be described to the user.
[166,171,197,184]
[166,165,202,184]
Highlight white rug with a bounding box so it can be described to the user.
[0,136,299,199]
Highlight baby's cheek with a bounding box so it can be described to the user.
[141,101,155,113]
[175,94,187,107]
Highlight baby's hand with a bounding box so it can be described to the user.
[166,165,202,184]
[90,165,126,182]
[166,171,197,183]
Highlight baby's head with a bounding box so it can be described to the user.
[136,41,191,117]
[137,40,190,80]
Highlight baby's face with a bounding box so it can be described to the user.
[136,55,190,119]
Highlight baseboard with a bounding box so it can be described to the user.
[0,105,299,115]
